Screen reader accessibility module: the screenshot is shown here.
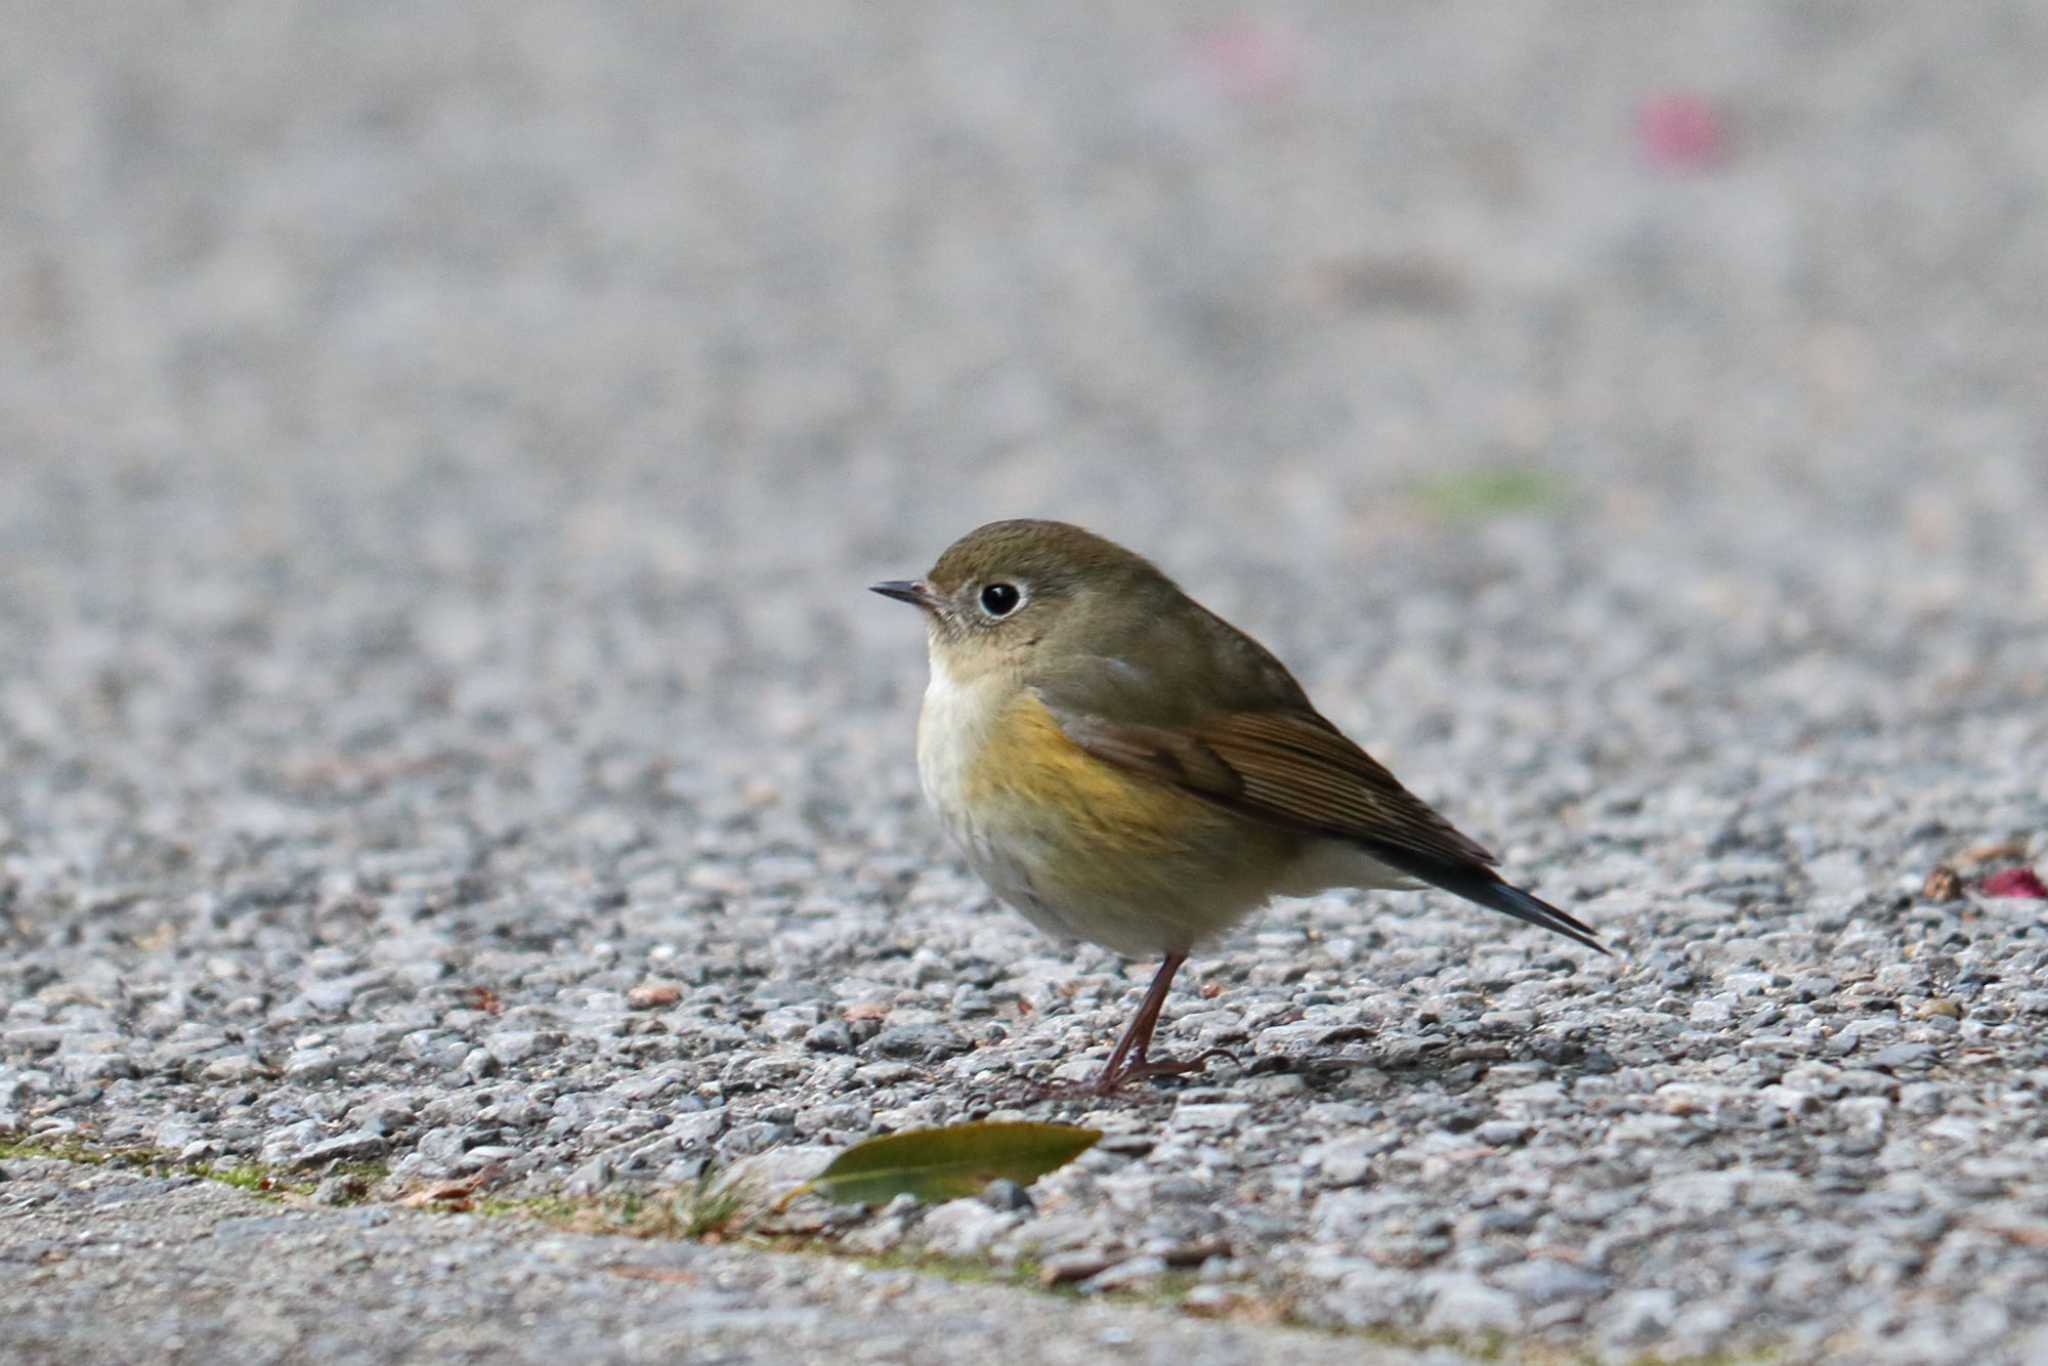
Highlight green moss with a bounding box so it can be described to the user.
[464,1169,753,1242]
[0,1137,102,1164]
[792,1243,1046,1290]
[0,1132,355,1201]
[208,1162,284,1192]
[0,1136,171,1171]
[1412,466,1569,523]
[676,1165,751,1239]
[1,1132,1780,1365]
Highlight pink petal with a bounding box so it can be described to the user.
[1979,867,2048,899]
[1638,93,1726,170]
[1191,21,1299,102]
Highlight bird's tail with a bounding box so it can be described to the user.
[1369,848,1608,955]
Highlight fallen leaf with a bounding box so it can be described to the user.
[1922,865,1963,902]
[1190,20,1299,102]
[1183,1286,1289,1322]
[1412,467,1568,524]
[1979,867,2048,899]
[802,1121,1100,1208]
[1160,1239,1232,1267]
[1368,1244,1439,1270]
[401,1177,487,1209]
[605,1264,700,1284]
[627,982,683,1010]
[1979,1223,2048,1249]
[1039,1251,1117,1286]
[1527,1244,1587,1264]
[465,986,502,1015]
[1638,93,1726,170]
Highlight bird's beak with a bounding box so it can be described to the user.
[869,579,939,612]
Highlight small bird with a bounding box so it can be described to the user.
[873,520,1605,1094]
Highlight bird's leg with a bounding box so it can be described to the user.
[1089,954,1181,1088]
[1085,954,1231,1094]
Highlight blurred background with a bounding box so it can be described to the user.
[1,2,2044,885]
[7,13,2047,1354]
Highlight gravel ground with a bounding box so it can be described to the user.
[2,1157,1411,1366]
[5,4,2048,1363]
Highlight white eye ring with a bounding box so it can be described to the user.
[977,581,1025,618]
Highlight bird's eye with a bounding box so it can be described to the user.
[978,582,1022,617]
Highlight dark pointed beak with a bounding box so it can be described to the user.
[869,580,938,611]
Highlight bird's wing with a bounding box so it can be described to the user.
[1047,695,1606,952]
[1030,629,1607,952]
[1044,699,1497,870]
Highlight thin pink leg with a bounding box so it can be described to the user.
[1085,955,1227,1094]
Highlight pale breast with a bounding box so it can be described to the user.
[913,655,1304,957]
[915,657,1072,933]
[914,654,999,826]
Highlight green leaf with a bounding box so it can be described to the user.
[1412,466,1568,523]
[805,1122,1101,1208]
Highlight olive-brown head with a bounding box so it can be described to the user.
[869,519,1185,686]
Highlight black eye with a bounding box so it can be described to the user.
[978,582,1021,617]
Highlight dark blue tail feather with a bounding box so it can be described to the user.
[1367,847,1608,954]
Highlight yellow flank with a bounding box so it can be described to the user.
[951,690,1305,954]
[966,693,1206,855]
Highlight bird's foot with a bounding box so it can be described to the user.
[1024,1047,1240,1101]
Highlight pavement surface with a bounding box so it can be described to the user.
[2,1156,1402,1366]
[4,4,2048,1363]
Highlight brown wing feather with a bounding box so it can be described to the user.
[1044,701,1497,869]
[1193,710,1498,868]
[1045,709,1245,800]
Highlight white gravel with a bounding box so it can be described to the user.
[4,4,2048,1363]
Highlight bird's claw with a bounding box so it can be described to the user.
[1017,1046,1241,1101]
